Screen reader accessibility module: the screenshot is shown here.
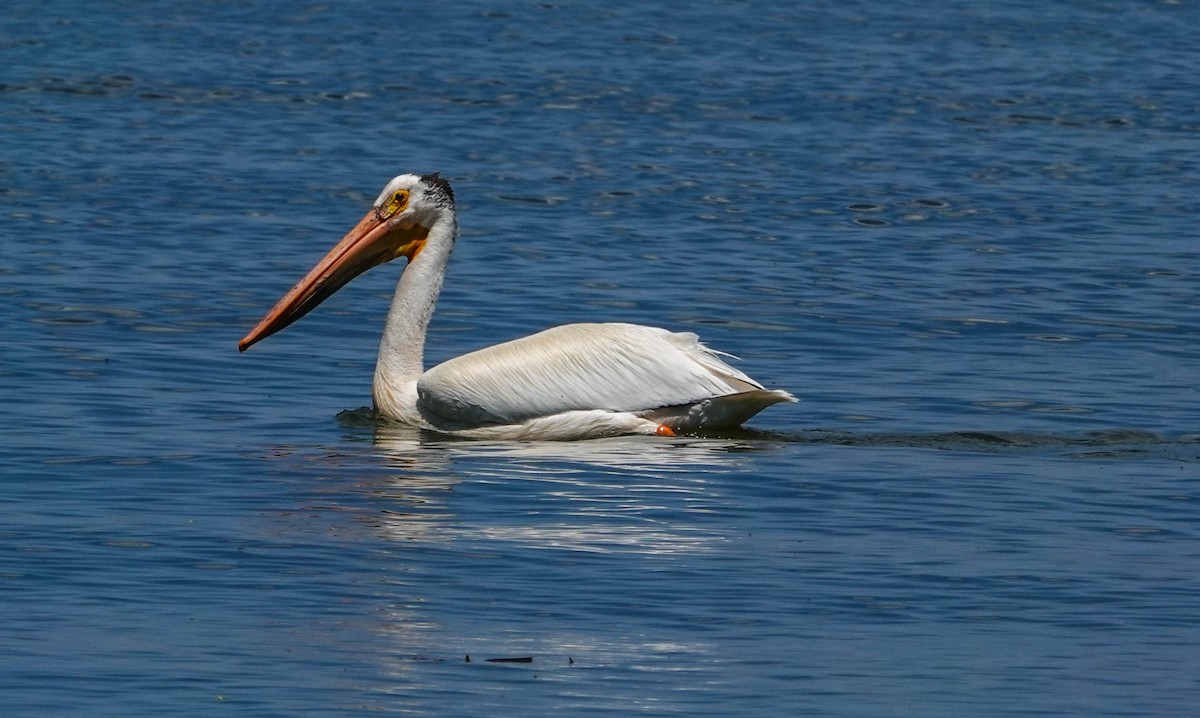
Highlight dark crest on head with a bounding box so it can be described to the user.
[420,173,455,208]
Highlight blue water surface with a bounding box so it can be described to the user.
[2,1,1199,716]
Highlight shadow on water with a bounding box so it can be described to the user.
[752,428,1200,461]
[336,409,1199,462]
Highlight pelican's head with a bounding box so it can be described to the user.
[238,173,456,352]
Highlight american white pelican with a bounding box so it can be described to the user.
[239,173,795,440]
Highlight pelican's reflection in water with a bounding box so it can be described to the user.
[302,417,786,682]
[360,422,777,687]
[366,421,768,555]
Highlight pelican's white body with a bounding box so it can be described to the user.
[375,321,795,439]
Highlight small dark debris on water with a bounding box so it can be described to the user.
[465,654,535,664]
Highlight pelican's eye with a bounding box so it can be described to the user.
[382,189,410,217]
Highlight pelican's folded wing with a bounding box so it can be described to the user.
[416,322,773,428]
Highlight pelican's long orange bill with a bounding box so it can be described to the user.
[238,211,429,352]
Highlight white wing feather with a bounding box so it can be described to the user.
[416,323,765,427]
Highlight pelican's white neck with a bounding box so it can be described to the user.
[372,215,457,420]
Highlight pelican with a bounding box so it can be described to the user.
[239,173,795,440]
